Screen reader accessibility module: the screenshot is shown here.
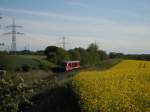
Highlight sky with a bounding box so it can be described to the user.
[0,0,150,54]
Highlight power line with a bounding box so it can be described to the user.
[0,14,2,29]
[58,36,69,49]
[62,36,66,49]
[0,14,4,51]
[0,13,2,19]
[4,17,24,53]
[0,12,2,18]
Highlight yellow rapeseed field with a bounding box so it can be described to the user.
[72,60,150,112]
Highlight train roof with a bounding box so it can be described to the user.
[66,60,80,63]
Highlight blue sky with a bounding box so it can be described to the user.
[0,0,150,54]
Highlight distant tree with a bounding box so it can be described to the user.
[74,48,90,65]
[123,54,150,61]
[45,46,58,57]
[47,52,58,64]
[19,50,31,54]
[98,50,108,60]
[87,43,99,52]
[109,52,116,58]
[57,47,70,63]
[45,44,109,66]
[109,52,123,58]
[0,51,8,55]
[68,49,81,60]
[87,43,100,65]
[45,46,69,64]
[36,50,44,55]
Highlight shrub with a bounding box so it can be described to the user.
[0,76,33,112]
[39,64,47,70]
[0,70,6,79]
[21,64,31,72]
[15,67,22,72]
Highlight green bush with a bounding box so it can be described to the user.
[38,64,47,70]
[15,67,22,72]
[21,64,31,72]
[0,76,33,112]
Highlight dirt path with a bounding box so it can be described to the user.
[28,84,80,112]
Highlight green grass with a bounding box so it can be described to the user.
[97,58,122,70]
[0,54,55,72]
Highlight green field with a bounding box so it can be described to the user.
[0,55,55,72]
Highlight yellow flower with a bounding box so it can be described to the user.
[72,60,150,112]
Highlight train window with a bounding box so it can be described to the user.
[68,63,72,67]
[72,63,77,67]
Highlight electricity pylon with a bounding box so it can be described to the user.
[4,17,24,53]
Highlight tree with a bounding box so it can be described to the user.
[68,50,81,60]
[74,48,90,65]
[87,43,99,52]
[57,47,70,63]
[87,43,99,65]
[98,50,108,60]
[45,46,69,64]
[109,52,123,59]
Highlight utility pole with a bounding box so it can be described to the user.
[4,17,24,53]
[0,14,4,51]
[0,43,4,51]
[62,36,66,49]
[95,40,97,50]
[58,36,67,49]
[0,14,2,28]
[0,14,2,20]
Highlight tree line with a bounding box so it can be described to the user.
[44,43,150,66]
[45,43,110,66]
[1,43,150,66]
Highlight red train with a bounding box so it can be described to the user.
[52,60,80,72]
[65,61,80,71]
